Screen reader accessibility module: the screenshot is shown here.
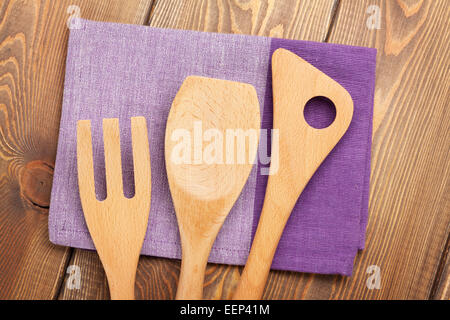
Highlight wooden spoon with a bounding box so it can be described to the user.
[77,117,151,300]
[165,76,260,299]
[233,48,354,299]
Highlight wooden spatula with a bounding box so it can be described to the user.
[77,117,151,300]
[165,76,260,299]
[233,48,354,299]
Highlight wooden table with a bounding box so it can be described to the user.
[0,0,448,300]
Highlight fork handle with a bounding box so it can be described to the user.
[103,264,137,300]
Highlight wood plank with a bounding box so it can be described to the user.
[0,0,154,300]
[62,0,338,300]
[300,0,449,299]
[430,234,449,300]
[143,0,450,300]
[141,0,338,300]
[259,0,450,300]
[59,0,449,300]
[232,0,449,301]
[149,0,337,40]
[59,249,109,300]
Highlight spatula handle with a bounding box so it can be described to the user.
[233,190,294,299]
[102,247,142,300]
[106,270,136,300]
[233,49,354,299]
[176,258,207,299]
[176,241,211,299]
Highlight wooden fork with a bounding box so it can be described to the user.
[77,117,151,300]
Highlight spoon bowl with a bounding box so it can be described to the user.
[165,76,260,299]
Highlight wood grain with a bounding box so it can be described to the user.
[59,0,339,300]
[146,0,449,300]
[257,0,450,300]
[0,0,154,299]
[324,0,449,300]
[58,249,109,300]
[141,0,339,300]
[430,234,449,300]
[34,0,448,300]
[149,0,337,40]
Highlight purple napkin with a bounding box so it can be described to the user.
[49,19,376,276]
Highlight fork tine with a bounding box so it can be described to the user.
[102,118,124,198]
[130,117,151,199]
[77,120,97,205]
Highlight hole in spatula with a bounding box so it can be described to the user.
[303,96,336,129]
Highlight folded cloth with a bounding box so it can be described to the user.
[49,19,376,276]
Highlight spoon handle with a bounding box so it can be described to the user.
[176,241,211,299]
